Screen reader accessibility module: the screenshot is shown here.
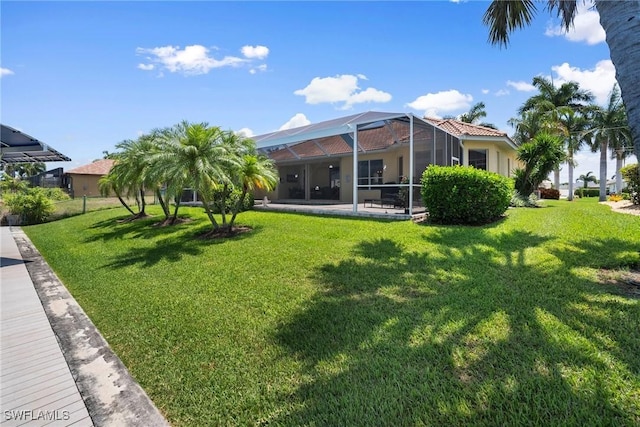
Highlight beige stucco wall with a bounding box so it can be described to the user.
[68,174,104,197]
[462,140,518,177]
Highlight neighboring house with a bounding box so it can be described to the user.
[65,159,114,197]
[252,111,518,214]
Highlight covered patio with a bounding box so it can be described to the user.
[1,124,71,164]
[253,112,462,216]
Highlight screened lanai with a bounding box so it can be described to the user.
[253,111,462,216]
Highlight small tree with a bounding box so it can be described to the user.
[513,133,565,197]
[620,163,639,205]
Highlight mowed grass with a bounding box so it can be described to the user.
[23,198,640,426]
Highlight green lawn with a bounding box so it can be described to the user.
[23,198,640,426]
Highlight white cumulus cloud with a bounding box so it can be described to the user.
[506,80,536,92]
[279,113,311,130]
[545,1,605,45]
[495,89,510,97]
[1,67,15,77]
[481,89,490,95]
[249,64,268,74]
[551,60,616,105]
[294,74,391,110]
[407,89,473,118]
[242,45,269,59]
[236,127,254,138]
[136,43,269,76]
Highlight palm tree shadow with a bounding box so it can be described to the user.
[272,229,640,425]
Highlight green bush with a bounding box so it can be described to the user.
[539,188,560,200]
[4,187,54,224]
[43,187,71,201]
[574,188,600,198]
[620,163,639,204]
[510,192,539,208]
[421,166,513,225]
[211,187,254,214]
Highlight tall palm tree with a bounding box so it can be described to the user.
[517,76,594,189]
[588,85,629,201]
[556,108,591,201]
[459,102,497,129]
[483,0,640,182]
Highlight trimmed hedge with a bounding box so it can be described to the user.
[539,188,560,200]
[574,188,600,198]
[421,166,513,225]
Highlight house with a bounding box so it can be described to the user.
[65,159,114,197]
[252,111,518,215]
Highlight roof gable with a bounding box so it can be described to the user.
[424,118,507,138]
[66,159,114,175]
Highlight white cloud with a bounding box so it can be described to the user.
[249,64,268,74]
[544,1,605,45]
[137,63,154,71]
[406,89,473,118]
[551,59,616,105]
[241,45,269,59]
[236,127,254,137]
[1,67,15,77]
[279,113,311,130]
[294,74,391,109]
[481,89,490,95]
[136,44,254,75]
[495,89,510,97]
[506,80,536,92]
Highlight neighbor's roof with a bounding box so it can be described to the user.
[1,124,72,163]
[66,159,114,175]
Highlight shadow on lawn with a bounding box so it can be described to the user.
[273,227,640,426]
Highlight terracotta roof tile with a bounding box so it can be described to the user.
[66,159,114,175]
[424,118,507,137]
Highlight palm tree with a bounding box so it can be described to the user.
[517,76,594,189]
[228,151,278,230]
[513,132,566,197]
[459,102,497,129]
[588,85,629,201]
[578,171,597,189]
[483,0,640,181]
[154,121,235,232]
[556,108,591,201]
[98,172,136,216]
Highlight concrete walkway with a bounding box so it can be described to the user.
[1,227,169,427]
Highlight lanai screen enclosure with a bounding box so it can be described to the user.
[253,112,462,216]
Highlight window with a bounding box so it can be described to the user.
[358,159,383,188]
[468,149,487,170]
[398,156,404,181]
[507,158,511,177]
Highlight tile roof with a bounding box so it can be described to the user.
[66,159,114,175]
[424,118,508,138]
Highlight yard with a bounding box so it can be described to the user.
[23,198,640,426]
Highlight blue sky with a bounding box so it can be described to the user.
[2,1,635,183]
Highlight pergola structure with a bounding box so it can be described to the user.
[253,112,463,216]
[1,124,71,164]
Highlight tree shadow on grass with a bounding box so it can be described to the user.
[272,228,640,426]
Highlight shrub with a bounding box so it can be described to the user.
[510,192,540,208]
[211,187,254,214]
[574,188,600,198]
[421,166,513,225]
[620,163,639,205]
[43,187,71,201]
[539,188,560,200]
[608,194,623,202]
[4,187,54,224]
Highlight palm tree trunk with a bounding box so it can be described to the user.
[615,152,624,193]
[553,167,560,190]
[156,189,170,219]
[140,188,147,215]
[200,196,219,231]
[567,149,574,201]
[171,198,181,225]
[229,187,248,230]
[115,190,136,215]
[597,1,640,180]
[599,140,608,202]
